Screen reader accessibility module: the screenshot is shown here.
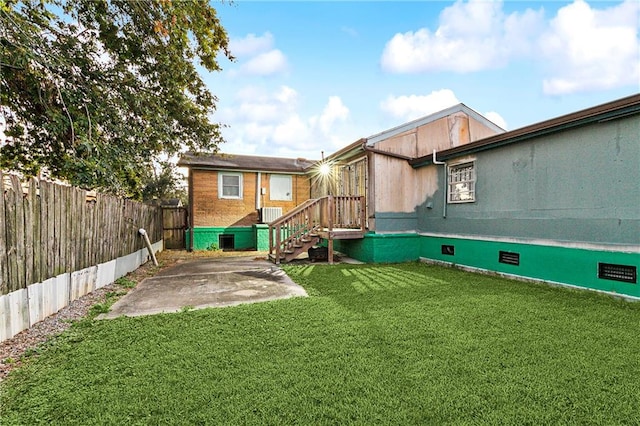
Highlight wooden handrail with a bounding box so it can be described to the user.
[269,195,365,264]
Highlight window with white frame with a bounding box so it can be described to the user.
[448,162,476,203]
[270,174,292,201]
[219,172,242,199]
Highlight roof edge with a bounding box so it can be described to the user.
[410,93,640,168]
[366,103,505,146]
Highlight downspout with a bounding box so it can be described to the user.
[139,228,159,266]
[432,149,447,218]
[256,172,261,211]
[361,141,414,161]
[188,166,194,251]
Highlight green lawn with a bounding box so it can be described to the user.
[2,262,640,425]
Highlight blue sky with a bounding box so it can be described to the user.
[202,0,640,160]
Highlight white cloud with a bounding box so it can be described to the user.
[380,0,639,95]
[229,32,274,58]
[483,111,507,130]
[380,89,460,121]
[317,96,350,133]
[228,32,289,76]
[379,89,508,129]
[275,86,297,104]
[273,115,311,146]
[241,49,289,76]
[341,26,358,37]
[540,0,640,95]
[218,86,355,158]
[380,0,543,73]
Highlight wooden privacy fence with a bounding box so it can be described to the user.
[162,206,187,249]
[0,172,163,296]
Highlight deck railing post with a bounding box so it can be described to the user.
[360,196,366,232]
[266,195,364,264]
[275,224,281,264]
[328,195,334,232]
[269,225,273,256]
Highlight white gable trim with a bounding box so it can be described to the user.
[366,103,505,146]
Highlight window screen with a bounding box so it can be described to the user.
[448,162,476,203]
[219,173,242,199]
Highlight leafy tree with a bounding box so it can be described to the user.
[0,0,232,198]
[141,160,187,204]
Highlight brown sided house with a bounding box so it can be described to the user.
[178,153,315,251]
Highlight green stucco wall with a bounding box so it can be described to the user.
[419,235,640,298]
[254,224,270,251]
[373,212,418,234]
[415,116,640,245]
[187,227,255,251]
[336,232,639,298]
[186,225,270,251]
[334,233,421,263]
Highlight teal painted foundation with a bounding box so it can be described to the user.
[187,227,255,251]
[334,233,421,263]
[419,235,640,298]
[335,232,639,298]
[254,224,270,251]
[186,225,271,251]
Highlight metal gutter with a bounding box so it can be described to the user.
[323,138,367,162]
[361,141,414,161]
[409,94,640,168]
[188,166,308,175]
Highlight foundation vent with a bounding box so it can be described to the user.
[499,251,520,266]
[598,263,637,284]
[219,234,235,250]
[441,245,455,256]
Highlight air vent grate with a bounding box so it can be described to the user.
[219,234,235,250]
[441,245,455,256]
[598,263,637,284]
[499,251,520,266]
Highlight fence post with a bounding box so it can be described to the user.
[0,171,6,294]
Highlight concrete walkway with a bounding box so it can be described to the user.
[100,257,307,319]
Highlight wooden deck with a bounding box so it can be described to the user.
[316,228,365,240]
[268,195,365,264]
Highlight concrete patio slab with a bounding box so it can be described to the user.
[99,257,307,319]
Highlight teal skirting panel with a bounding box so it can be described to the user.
[186,227,256,251]
[333,233,421,263]
[419,235,640,298]
[254,224,270,251]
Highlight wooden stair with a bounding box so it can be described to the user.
[268,195,365,265]
[268,232,320,264]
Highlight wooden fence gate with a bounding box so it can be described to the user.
[162,207,187,249]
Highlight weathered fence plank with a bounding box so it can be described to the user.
[5,177,20,292]
[0,172,6,294]
[31,179,42,284]
[0,174,162,297]
[24,179,35,286]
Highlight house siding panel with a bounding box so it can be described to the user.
[260,173,310,211]
[469,115,503,140]
[416,115,640,245]
[192,169,257,227]
[371,112,500,226]
[192,170,311,228]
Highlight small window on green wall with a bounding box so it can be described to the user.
[448,162,475,203]
[219,173,242,199]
